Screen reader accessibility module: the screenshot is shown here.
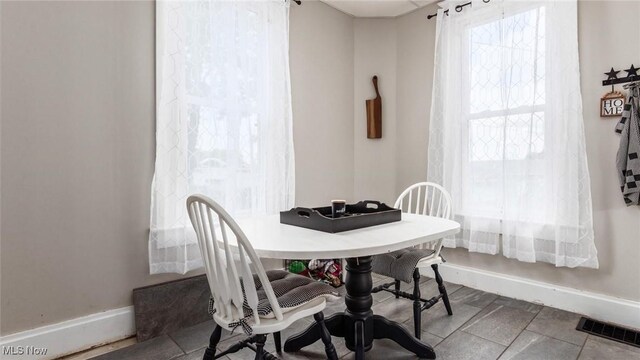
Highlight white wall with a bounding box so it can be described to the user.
[354,19,397,205]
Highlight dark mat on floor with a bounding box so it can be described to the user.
[133,275,211,341]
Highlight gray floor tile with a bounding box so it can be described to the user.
[420,279,463,298]
[493,296,543,314]
[335,285,347,296]
[168,319,217,354]
[399,280,415,292]
[526,307,588,346]
[461,303,538,346]
[224,323,301,360]
[420,301,482,338]
[272,347,336,360]
[372,289,395,303]
[434,330,506,360]
[372,273,392,285]
[90,335,184,360]
[397,317,445,347]
[499,330,581,360]
[323,297,346,316]
[394,278,462,307]
[449,286,499,309]
[371,276,454,304]
[397,275,432,292]
[86,283,602,360]
[172,352,201,360]
[279,336,351,359]
[418,274,434,284]
[372,297,415,324]
[371,279,463,322]
[216,326,262,354]
[419,331,444,347]
[224,317,350,360]
[173,349,227,360]
[284,331,352,359]
[578,335,640,360]
[344,320,434,359]
[359,338,422,359]
[370,276,398,303]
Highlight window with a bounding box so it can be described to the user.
[184,2,264,216]
[150,0,294,274]
[462,6,548,221]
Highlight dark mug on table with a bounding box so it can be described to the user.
[332,200,346,218]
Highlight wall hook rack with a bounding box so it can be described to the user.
[602,64,640,86]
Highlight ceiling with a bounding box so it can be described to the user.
[319,0,438,18]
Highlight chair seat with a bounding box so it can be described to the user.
[252,270,340,318]
[215,295,328,335]
[210,270,340,318]
[372,248,438,283]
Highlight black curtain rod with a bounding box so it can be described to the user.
[427,0,490,20]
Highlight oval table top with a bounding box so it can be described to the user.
[234,213,460,260]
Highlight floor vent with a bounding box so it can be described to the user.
[577,317,640,348]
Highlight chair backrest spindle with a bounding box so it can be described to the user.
[394,182,452,253]
[187,195,284,326]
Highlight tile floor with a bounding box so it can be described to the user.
[77,274,640,360]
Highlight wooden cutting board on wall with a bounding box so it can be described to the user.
[366,75,382,139]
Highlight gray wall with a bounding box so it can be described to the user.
[290,1,355,206]
[0,0,356,335]
[394,0,640,302]
[353,19,398,205]
[0,1,188,336]
[395,5,435,194]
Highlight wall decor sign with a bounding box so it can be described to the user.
[365,75,382,138]
[601,91,625,117]
[601,63,639,118]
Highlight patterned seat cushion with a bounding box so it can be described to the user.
[209,270,340,321]
[252,270,340,318]
[372,248,437,283]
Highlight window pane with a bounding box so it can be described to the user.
[469,112,544,161]
[464,6,547,218]
[469,7,546,114]
[181,3,264,216]
[505,111,544,159]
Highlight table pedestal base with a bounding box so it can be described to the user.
[283,257,435,360]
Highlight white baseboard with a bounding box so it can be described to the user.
[439,263,640,330]
[0,306,135,360]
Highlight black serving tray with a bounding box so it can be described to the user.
[280,200,401,233]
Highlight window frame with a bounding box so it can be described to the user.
[458,3,550,221]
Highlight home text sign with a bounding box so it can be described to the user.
[601,91,625,117]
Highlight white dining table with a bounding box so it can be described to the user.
[235,213,460,360]
[236,213,460,260]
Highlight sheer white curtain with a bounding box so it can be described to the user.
[427,0,598,268]
[151,0,295,274]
